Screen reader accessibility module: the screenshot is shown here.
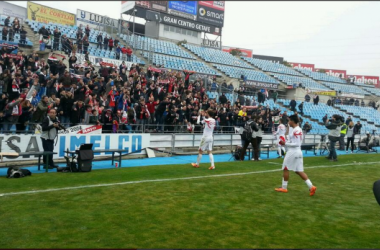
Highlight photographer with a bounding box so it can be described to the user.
[325,114,344,161]
[41,109,65,169]
[240,113,259,161]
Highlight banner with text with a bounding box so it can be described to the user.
[316,68,346,79]
[289,62,315,72]
[198,1,225,27]
[246,81,279,89]
[312,90,336,96]
[27,2,75,26]
[77,9,119,30]
[347,75,379,87]
[0,134,150,162]
[35,125,102,135]
[168,1,198,21]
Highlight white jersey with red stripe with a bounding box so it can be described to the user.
[202,118,216,139]
[275,124,286,145]
[276,124,286,137]
[286,126,303,151]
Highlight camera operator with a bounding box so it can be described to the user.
[325,114,344,161]
[41,109,65,169]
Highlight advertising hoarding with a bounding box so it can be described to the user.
[315,68,346,79]
[127,1,225,28]
[222,46,253,58]
[197,4,224,27]
[27,1,75,26]
[0,134,150,162]
[76,9,119,29]
[160,13,221,35]
[289,62,315,71]
[347,75,379,87]
[246,81,279,89]
[168,1,198,20]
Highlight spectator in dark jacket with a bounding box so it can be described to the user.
[97,33,103,49]
[2,27,8,41]
[71,100,85,125]
[4,16,10,27]
[290,99,297,112]
[103,36,109,50]
[20,26,28,45]
[353,121,362,136]
[85,25,91,37]
[313,94,319,105]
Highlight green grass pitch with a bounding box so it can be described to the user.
[0,154,380,249]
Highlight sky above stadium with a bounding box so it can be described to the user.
[8,1,380,76]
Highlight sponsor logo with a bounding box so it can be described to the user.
[199,7,206,16]
[202,39,220,48]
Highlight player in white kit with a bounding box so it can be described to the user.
[275,115,317,196]
[274,119,286,158]
[191,110,216,170]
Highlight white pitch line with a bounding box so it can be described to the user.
[0,161,377,197]
[267,162,282,165]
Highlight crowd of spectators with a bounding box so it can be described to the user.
[0,41,292,135]
[38,24,134,61]
[1,17,28,45]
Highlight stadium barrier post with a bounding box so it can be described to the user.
[172,134,175,152]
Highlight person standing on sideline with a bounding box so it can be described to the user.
[275,115,317,196]
[41,109,65,169]
[339,121,347,150]
[191,110,216,170]
[325,115,343,161]
[274,119,286,158]
[346,121,355,153]
[240,113,259,161]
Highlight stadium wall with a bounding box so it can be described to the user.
[0,133,324,163]
[0,2,27,22]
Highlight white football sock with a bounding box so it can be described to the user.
[278,146,282,156]
[282,178,288,189]
[196,154,202,165]
[282,146,286,155]
[209,153,214,167]
[305,179,313,189]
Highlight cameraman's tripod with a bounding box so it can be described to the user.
[316,135,330,155]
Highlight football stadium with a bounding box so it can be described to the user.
[1,1,380,249]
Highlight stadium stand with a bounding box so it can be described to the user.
[119,34,195,59]
[242,57,303,76]
[0,16,33,46]
[336,105,380,133]
[213,64,279,84]
[363,87,380,97]
[277,99,332,134]
[183,43,254,69]
[320,81,370,95]
[296,68,347,84]
[142,53,221,76]
[270,73,329,90]
[25,19,144,64]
